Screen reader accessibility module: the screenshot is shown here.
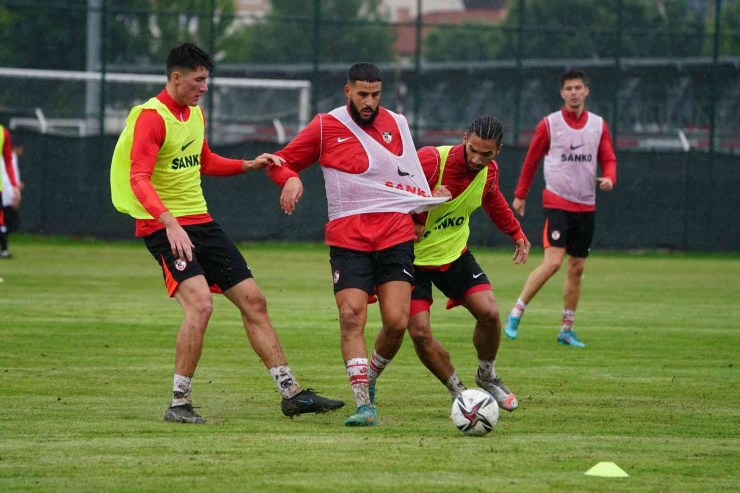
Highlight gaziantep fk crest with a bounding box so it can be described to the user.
[382,131,392,143]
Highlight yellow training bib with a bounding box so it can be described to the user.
[414,146,488,266]
[110,97,206,219]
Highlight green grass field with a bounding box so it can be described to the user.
[1,237,739,492]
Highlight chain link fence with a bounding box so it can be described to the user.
[1,0,739,152]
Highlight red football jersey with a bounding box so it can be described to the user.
[267,105,416,251]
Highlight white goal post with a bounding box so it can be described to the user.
[0,67,311,142]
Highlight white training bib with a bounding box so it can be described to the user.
[544,111,603,205]
[322,106,447,221]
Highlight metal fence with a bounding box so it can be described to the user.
[1,0,739,154]
[13,131,740,251]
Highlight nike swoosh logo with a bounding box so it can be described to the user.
[570,143,585,150]
[433,211,455,225]
[397,167,413,177]
[298,399,314,405]
[181,139,196,151]
[402,269,413,278]
[473,272,484,279]
[337,137,352,143]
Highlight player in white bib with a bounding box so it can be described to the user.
[504,70,618,347]
[268,63,448,426]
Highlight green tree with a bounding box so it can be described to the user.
[705,0,740,55]
[424,24,503,62]
[494,0,704,60]
[0,1,89,122]
[106,0,239,66]
[233,0,396,63]
[0,0,240,123]
[4,0,87,69]
[0,0,240,69]
[0,7,16,66]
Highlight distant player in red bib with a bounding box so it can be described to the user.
[267,63,447,426]
[504,70,618,347]
[110,43,343,424]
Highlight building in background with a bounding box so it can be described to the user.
[234,0,271,19]
[382,0,507,59]
[234,0,271,15]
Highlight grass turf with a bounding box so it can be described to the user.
[1,238,738,492]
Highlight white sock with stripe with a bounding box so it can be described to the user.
[346,358,370,407]
[511,298,527,318]
[560,309,576,333]
[367,349,391,388]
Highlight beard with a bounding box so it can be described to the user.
[349,102,380,126]
[464,147,486,173]
[467,162,485,173]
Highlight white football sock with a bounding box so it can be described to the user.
[560,309,576,333]
[269,365,302,399]
[172,374,192,406]
[346,358,370,406]
[367,349,391,387]
[511,298,527,318]
[445,371,466,398]
[477,359,496,380]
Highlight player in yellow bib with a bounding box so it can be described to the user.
[110,43,343,424]
[365,116,530,412]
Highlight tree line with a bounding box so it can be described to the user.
[0,0,738,70]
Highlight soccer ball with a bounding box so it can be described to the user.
[450,388,499,436]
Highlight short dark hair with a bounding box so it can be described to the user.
[468,115,504,146]
[560,69,587,88]
[348,63,382,84]
[166,42,213,80]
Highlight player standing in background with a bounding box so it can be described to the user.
[110,42,344,424]
[0,142,26,258]
[394,116,530,409]
[0,125,21,259]
[504,70,617,348]
[267,63,448,427]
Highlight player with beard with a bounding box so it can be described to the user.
[267,63,448,427]
[370,116,530,409]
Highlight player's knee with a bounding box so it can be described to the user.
[338,304,364,331]
[568,261,585,279]
[543,260,562,277]
[409,326,432,349]
[475,305,500,326]
[383,314,409,333]
[188,295,213,321]
[245,291,268,314]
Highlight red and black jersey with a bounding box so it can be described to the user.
[267,105,415,252]
[515,107,617,212]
